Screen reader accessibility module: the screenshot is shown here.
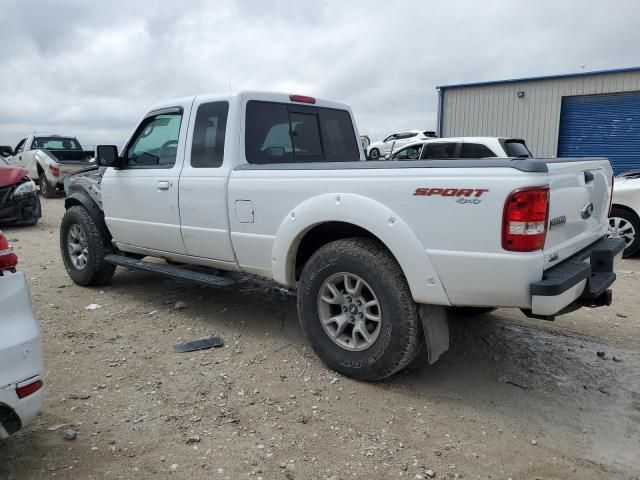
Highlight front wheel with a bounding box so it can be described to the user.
[368,148,380,160]
[608,207,640,257]
[297,238,421,381]
[60,206,116,286]
[39,172,56,198]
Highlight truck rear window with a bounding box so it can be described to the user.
[245,101,359,163]
[32,137,81,151]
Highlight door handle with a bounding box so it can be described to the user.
[157,181,170,190]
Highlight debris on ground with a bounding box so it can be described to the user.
[174,335,224,353]
[63,428,77,441]
[174,301,188,310]
[84,304,102,310]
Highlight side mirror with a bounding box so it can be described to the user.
[96,145,122,168]
[0,146,13,157]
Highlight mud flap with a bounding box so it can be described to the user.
[418,304,449,364]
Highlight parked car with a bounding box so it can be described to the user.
[5,135,95,198]
[60,91,622,381]
[0,231,44,438]
[367,130,436,159]
[390,137,532,160]
[0,156,41,226]
[609,169,640,257]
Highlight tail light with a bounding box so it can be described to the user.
[502,186,550,252]
[49,164,60,177]
[0,231,18,272]
[289,94,316,104]
[16,379,43,399]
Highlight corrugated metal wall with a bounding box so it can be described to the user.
[440,71,640,157]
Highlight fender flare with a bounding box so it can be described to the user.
[64,193,113,248]
[271,193,451,306]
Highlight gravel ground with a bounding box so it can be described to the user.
[1,197,639,479]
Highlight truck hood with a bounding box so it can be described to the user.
[0,164,28,188]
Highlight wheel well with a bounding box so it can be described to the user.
[611,204,640,222]
[294,222,382,280]
[36,163,43,176]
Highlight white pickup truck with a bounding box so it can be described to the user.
[7,135,94,197]
[60,91,624,381]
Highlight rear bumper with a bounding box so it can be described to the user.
[526,237,625,318]
[0,273,44,437]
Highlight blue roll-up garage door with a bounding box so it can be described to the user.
[557,91,640,174]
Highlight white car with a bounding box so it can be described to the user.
[60,91,622,381]
[390,137,532,160]
[0,231,44,438]
[609,170,640,257]
[367,130,436,159]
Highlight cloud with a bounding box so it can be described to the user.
[1,0,639,148]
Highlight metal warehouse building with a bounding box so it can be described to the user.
[436,66,640,174]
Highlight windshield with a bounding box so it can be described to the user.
[32,137,82,151]
[502,140,532,158]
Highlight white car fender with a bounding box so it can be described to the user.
[270,193,452,306]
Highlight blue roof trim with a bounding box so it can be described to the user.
[436,66,640,90]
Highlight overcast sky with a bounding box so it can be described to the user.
[1,0,639,148]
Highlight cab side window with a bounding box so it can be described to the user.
[125,112,183,168]
[421,142,459,159]
[191,102,229,168]
[15,138,26,154]
[393,144,422,160]
[460,143,497,159]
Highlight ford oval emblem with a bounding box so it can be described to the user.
[581,202,594,219]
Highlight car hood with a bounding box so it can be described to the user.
[0,164,28,188]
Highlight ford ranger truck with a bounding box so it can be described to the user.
[59,92,624,381]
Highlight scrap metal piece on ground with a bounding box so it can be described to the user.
[174,335,224,353]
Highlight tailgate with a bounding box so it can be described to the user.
[544,158,613,267]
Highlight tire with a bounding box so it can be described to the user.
[608,207,640,257]
[297,238,421,381]
[60,205,116,286]
[39,172,56,198]
[368,148,380,160]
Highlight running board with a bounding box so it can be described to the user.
[104,254,236,288]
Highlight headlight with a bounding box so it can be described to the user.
[12,180,37,197]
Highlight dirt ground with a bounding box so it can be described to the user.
[1,197,639,480]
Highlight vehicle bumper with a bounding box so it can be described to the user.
[0,191,41,225]
[526,237,625,318]
[0,376,44,438]
[0,272,44,437]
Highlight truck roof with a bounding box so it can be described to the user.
[148,91,352,114]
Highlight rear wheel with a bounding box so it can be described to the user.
[60,206,115,285]
[297,238,421,381]
[608,207,640,257]
[39,172,56,198]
